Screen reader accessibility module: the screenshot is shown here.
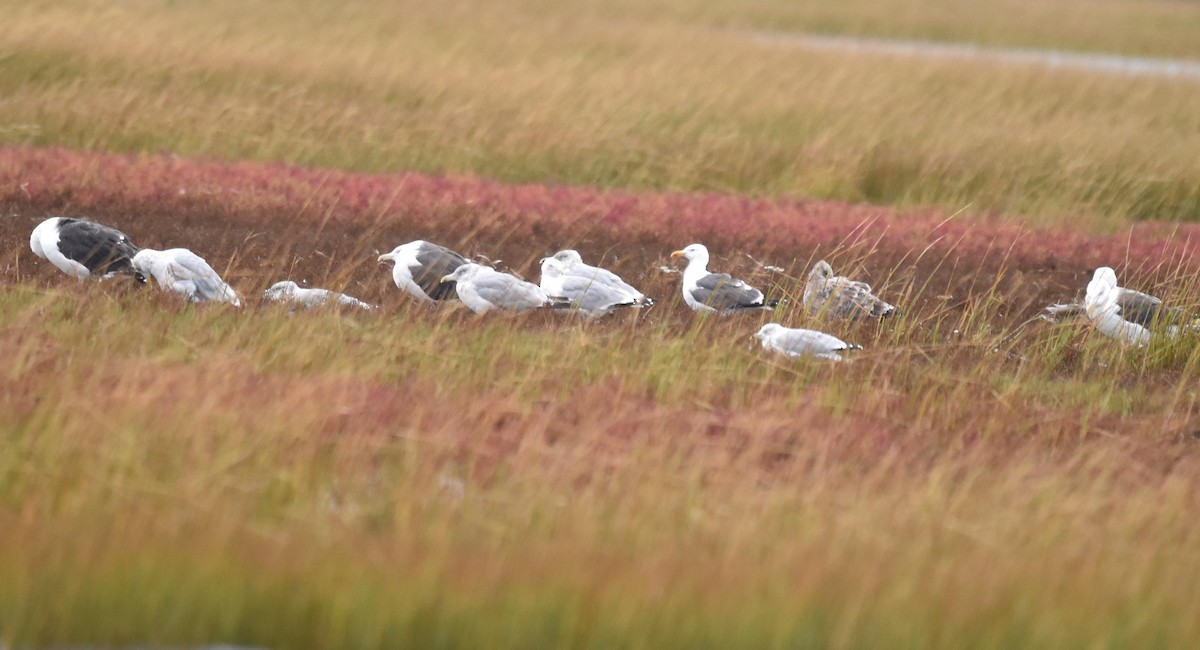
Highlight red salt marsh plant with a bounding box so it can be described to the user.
[4,0,1200,226]
[5,146,1200,278]
[4,149,1200,648]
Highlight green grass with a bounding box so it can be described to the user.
[2,0,1200,227]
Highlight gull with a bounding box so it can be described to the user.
[538,251,650,317]
[803,260,896,320]
[29,216,143,281]
[546,250,652,306]
[671,243,777,314]
[441,263,570,314]
[1084,267,1194,346]
[378,240,468,302]
[262,281,375,310]
[753,323,858,361]
[131,248,241,306]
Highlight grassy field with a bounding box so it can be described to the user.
[5,0,1200,647]
[3,0,1200,226]
[3,282,1200,648]
[4,149,1200,647]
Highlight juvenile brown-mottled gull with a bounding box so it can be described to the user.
[803,260,895,320]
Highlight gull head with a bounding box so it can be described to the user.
[263,280,300,302]
[539,256,565,280]
[1085,266,1119,318]
[378,242,416,264]
[552,250,583,265]
[808,260,834,282]
[752,323,784,351]
[441,263,480,284]
[754,323,784,344]
[671,243,709,263]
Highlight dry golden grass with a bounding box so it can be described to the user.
[2,267,1200,647]
[4,207,1200,645]
[5,0,1200,645]
[2,0,1199,227]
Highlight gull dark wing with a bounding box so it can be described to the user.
[56,218,141,276]
[1115,289,1174,328]
[691,273,765,311]
[411,244,468,301]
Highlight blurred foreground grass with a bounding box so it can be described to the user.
[3,273,1200,647]
[2,0,1200,227]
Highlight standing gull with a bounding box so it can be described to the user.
[441,263,569,314]
[753,323,858,362]
[671,243,777,314]
[29,216,143,281]
[378,240,467,302]
[539,254,645,317]
[132,248,241,307]
[263,281,375,310]
[803,260,895,320]
[1084,267,1194,346]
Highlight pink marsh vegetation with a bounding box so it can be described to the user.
[4,145,1200,276]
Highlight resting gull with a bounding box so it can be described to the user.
[754,323,858,362]
[132,248,241,307]
[262,281,375,310]
[547,250,652,306]
[671,243,777,314]
[378,240,468,302]
[803,260,896,320]
[29,216,143,281]
[442,263,569,314]
[539,255,643,317]
[1083,267,1195,346]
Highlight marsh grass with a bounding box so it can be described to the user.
[5,0,1200,641]
[3,0,1200,228]
[4,233,1200,646]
